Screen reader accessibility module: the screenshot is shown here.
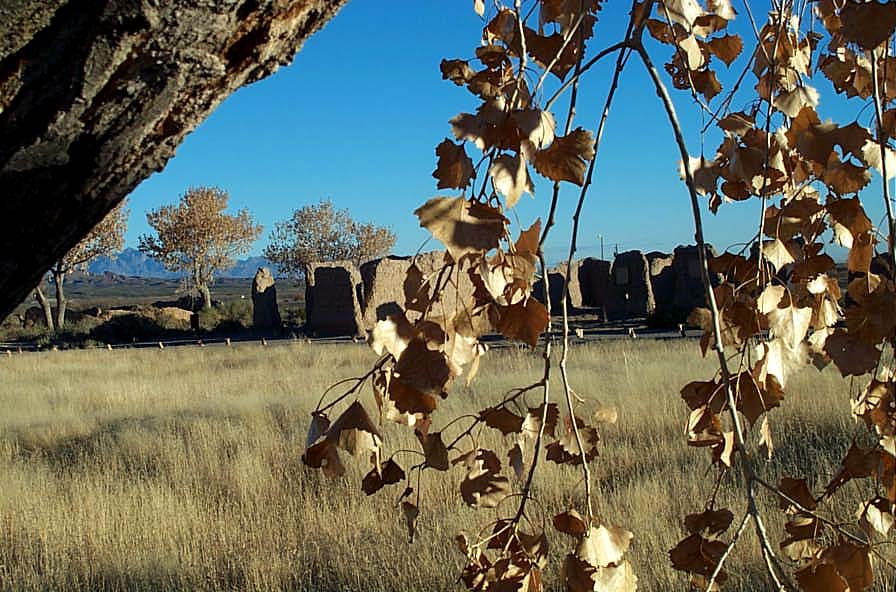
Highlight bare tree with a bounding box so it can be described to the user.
[264,199,396,276]
[34,201,129,330]
[139,187,262,309]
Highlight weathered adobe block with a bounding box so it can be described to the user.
[305,261,364,338]
[606,250,654,320]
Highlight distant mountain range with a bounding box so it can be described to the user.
[88,248,282,278]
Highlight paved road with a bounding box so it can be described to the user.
[0,322,696,355]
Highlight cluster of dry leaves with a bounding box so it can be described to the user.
[302,0,896,590]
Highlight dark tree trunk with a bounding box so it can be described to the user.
[0,0,346,322]
[53,270,67,329]
[34,285,55,331]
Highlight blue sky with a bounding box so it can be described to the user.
[124,0,880,264]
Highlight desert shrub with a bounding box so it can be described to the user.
[90,313,167,343]
[215,299,252,329]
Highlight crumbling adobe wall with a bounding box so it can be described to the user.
[0,0,346,320]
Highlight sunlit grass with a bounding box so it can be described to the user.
[0,340,891,591]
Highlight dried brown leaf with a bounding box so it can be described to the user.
[415,196,507,262]
[554,509,588,537]
[532,128,595,186]
[433,139,476,190]
[482,406,525,435]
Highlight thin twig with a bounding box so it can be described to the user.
[556,0,636,530]
[544,41,630,111]
[706,512,752,591]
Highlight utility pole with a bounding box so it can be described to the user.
[599,234,604,260]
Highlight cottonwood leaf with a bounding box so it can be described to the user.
[678,35,705,69]
[592,402,618,425]
[757,338,807,390]
[689,66,723,101]
[490,299,549,347]
[522,402,559,438]
[548,415,600,464]
[645,18,679,44]
[794,562,847,592]
[305,412,330,448]
[767,304,813,351]
[460,449,510,507]
[512,108,556,154]
[718,111,754,135]
[440,59,475,86]
[681,379,726,414]
[370,315,412,358]
[757,284,786,315]
[514,218,541,258]
[679,156,719,195]
[825,198,874,249]
[395,338,455,396]
[687,405,724,447]
[714,431,736,467]
[417,430,450,471]
[388,376,439,416]
[524,28,580,80]
[773,85,820,118]
[508,442,525,479]
[415,196,507,262]
[576,525,634,568]
[684,508,734,538]
[433,139,476,190]
[779,476,817,512]
[708,0,736,21]
[858,497,895,536]
[758,416,774,461]
[402,501,419,542]
[663,0,705,28]
[481,406,525,434]
[330,401,382,457]
[554,509,587,537]
[591,561,638,592]
[490,153,534,208]
[762,238,795,271]
[826,443,882,497]
[532,128,595,185]
[301,438,345,478]
[692,13,730,37]
[840,0,896,50]
[361,458,405,495]
[824,160,872,195]
[824,330,881,377]
[706,33,742,66]
[859,139,896,180]
[669,533,727,580]
[825,541,874,592]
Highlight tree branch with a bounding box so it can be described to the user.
[634,38,789,591]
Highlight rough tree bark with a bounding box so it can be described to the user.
[0,0,346,321]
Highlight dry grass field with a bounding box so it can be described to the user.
[0,340,892,591]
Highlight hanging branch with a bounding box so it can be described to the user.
[555,3,639,529]
[633,37,789,591]
[871,47,896,268]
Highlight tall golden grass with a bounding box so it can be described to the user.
[0,340,890,590]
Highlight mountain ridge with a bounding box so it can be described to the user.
[88,248,282,278]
